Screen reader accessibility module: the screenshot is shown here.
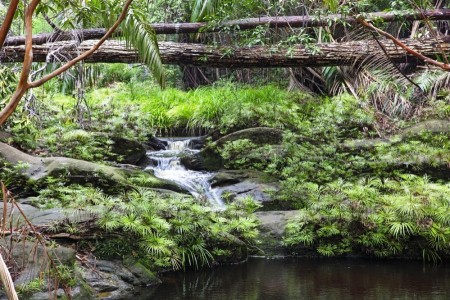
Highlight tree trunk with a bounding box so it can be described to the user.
[1,38,449,68]
[3,9,450,46]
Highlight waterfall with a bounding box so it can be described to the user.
[145,138,224,208]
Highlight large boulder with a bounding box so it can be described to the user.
[180,148,222,171]
[180,128,284,172]
[0,236,76,281]
[144,136,167,151]
[342,119,450,150]
[79,256,161,299]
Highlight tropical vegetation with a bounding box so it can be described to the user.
[1,0,450,298]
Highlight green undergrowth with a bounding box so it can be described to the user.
[3,82,450,261]
[37,185,260,270]
[283,175,450,261]
[5,81,313,160]
[209,92,450,260]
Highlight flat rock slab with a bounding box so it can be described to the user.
[211,170,279,205]
[217,180,277,203]
[0,203,95,227]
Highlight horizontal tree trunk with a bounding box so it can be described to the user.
[3,9,450,46]
[1,38,449,68]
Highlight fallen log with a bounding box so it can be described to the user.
[1,38,449,67]
[3,9,450,46]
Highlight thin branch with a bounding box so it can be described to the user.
[0,0,19,47]
[28,0,134,88]
[409,1,449,65]
[43,13,63,33]
[0,0,135,126]
[0,0,41,126]
[1,183,7,233]
[357,17,450,71]
[369,31,423,92]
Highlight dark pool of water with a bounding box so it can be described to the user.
[134,257,450,300]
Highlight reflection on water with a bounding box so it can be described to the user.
[135,258,450,300]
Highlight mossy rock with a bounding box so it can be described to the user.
[123,256,161,286]
[342,119,450,150]
[180,148,223,171]
[0,142,184,194]
[180,128,284,172]
[109,136,146,165]
[215,127,284,146]
[255,211,299,257]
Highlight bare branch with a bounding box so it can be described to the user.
[0,0,41,126]
[0,0,19,47]
[357,17,450,71]
[0,0,135,126]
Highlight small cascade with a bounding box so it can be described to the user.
[166,140,191,151]
[145,138,224,208]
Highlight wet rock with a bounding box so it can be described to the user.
[79,256,161,299]
[109,137,146,165]
[180,148,222,171]
[188,136,207,150]
[255,211,299,256]
[144,136,167,151]
[29,287,86,300]
[211,170,279,208]
[123,256,161,286]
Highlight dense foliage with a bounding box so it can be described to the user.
[35,185,260,270]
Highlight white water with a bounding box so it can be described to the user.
[145,138,225,208]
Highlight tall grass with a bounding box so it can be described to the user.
[86,81,313,135]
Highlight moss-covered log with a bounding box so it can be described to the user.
[1,38,449,67]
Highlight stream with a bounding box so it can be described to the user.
[142,138,450,300]
[145,138,225,208]
[134,258,450,299]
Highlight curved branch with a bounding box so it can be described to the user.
[0,0,19,47]
[0,0,41,126]
[0,0,135,126]
[28,0,134,88]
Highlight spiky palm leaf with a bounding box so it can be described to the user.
[190,0,221,22]
[121,11,165,87]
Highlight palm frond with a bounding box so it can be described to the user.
[190,0,221,22]
[121,12,165,87]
